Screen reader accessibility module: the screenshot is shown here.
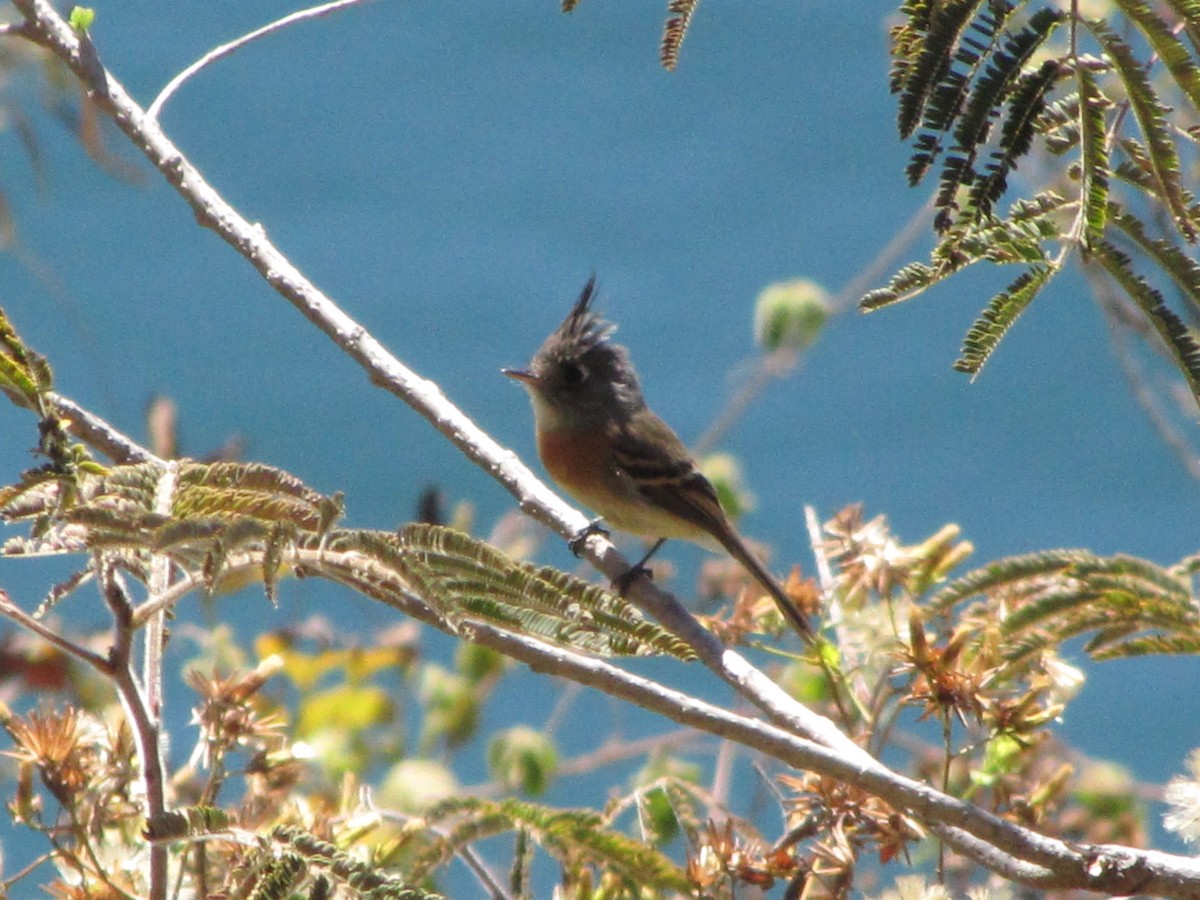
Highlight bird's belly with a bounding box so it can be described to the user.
[537,428,710,544]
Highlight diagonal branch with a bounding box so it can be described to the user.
[98,563,168,900]
[8,380,1200,894]
[0,588,111,672]
[146,0,374,122]
[4,0,857,761]
[9,3,1200,894]
[116,535,1200,896]
[354,561,1200,897]
[50,392,164,465]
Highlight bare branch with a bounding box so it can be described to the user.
[1090,269,1200,479]
[50,392,164,465]
[4,0,864,763]
[0,588,111,672]
[694,196,935,454]
[144,461,178,717]
[146,0,374,122]
[8,2,1200,894]
[98,564,169,900]
[97,571,166,900]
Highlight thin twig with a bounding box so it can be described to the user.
[804,505,872,725]
[99,564,169,900]
[144,461,178,718]
[0,589,111,672]
[50,392,164,465]
[541,681,581,736]
[454,845,513,900]
[471,729,705,798]
[694,195,934,454]
[553,730,703,779]
[804,506,836,612]
[140,461,177,900]
[1091,268,1200,479]
[710,734,736,806]
[0,849,58,895]
[10,2,1200,894]
[145,0,374,122]
[6,0,861,762]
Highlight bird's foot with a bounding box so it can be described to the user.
[568,518,610,556]
[613,563,654,596]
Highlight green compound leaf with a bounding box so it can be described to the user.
[394,525,698,660]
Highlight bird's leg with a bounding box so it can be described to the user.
[614,538,666,594]
[568,518,611,556]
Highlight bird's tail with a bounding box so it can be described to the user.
[716,527,814,641]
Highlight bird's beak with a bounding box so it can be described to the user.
[502,367,537,385]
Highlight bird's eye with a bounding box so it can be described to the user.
[560,362,587,386]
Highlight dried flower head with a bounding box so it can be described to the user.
[187,656,285,768]
[1165,748,1200,844]
[684,818,802,893]
[894,612,997,726]
[780,771,925,873]
[823,505,912,605]
[3,706,106,808]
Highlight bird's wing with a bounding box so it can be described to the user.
[609,411,813,638]
[608,412,731,539]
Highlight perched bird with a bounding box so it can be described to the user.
[503,275,813,640]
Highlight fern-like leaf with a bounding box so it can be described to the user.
[1110,204,1200,318]
[931,548,1100,613]
[897,0,979,139]
[936,1,1015,138]
[937,190,1067,270]
[1077,63,1110,248]
[1093,240,1200,401]
[0,307,54,413]
[1094,633,1200,658]
[144,806,232,841]
[1119,0,1200,114]
[1000,586,1104,636]
[3,461,693,660]
[269,825,440,899]
[970,58,1064,219]
[247,854,307,900]
[890,0,935,95]
[860,262,940,310]
[2,461,340,606]
[661,0,699,71]
[397,525,697,660]
[905,2,1017,184]
[174,461,338,531]
[863,193,1065,311]
[936,548,1200,663]
[948,7,1062,184]
[1089,19,1196,241]
[415,797,690,893]
[954,264,1053,377]
[1036,91,1082,155]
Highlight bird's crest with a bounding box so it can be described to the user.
[550,274,617,358]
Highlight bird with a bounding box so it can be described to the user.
[503,275,813,640]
